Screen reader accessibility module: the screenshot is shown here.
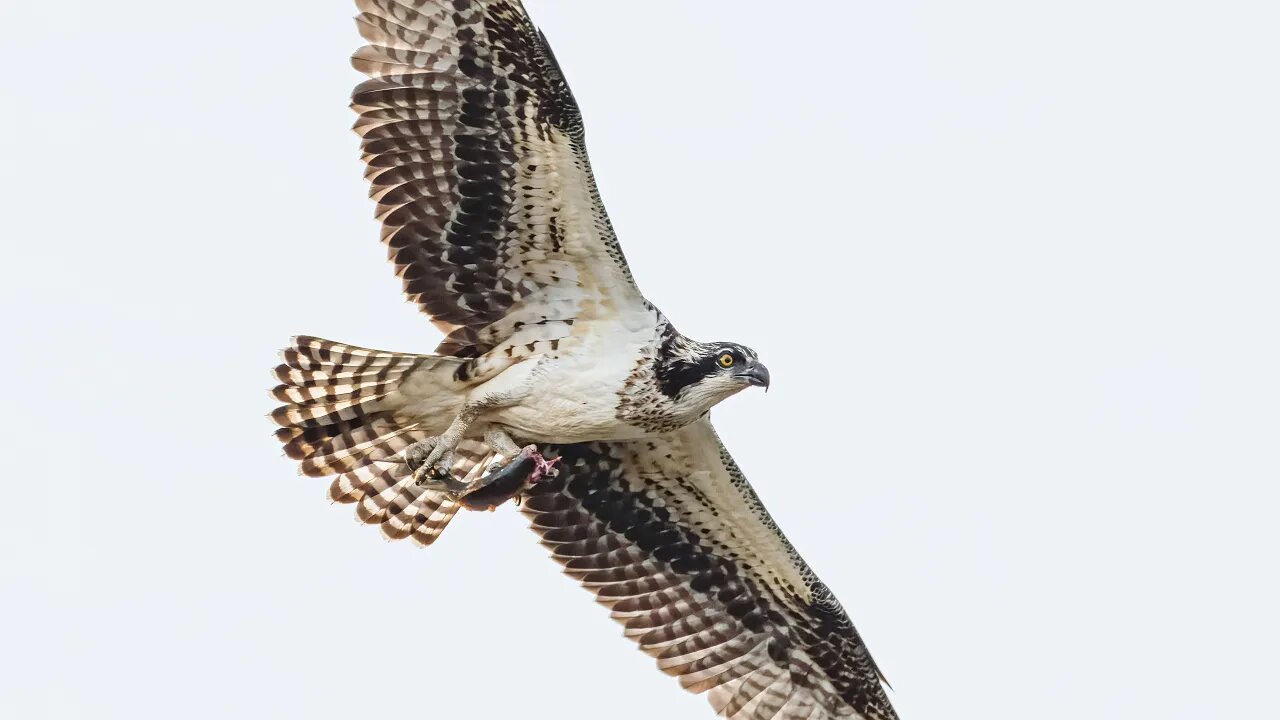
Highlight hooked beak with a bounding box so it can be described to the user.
[734,362,771,391]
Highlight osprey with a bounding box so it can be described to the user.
[271,2,898,718]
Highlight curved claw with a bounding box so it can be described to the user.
[406,437,458,483]
[404,439,438,473]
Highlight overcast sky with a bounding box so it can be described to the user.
[2,1,1278,718]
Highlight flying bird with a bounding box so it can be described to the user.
[271,2,898,718]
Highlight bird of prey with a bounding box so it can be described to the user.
[270,2,899,718]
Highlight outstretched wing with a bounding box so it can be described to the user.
[350,0,644,356]
[526,420,898,720]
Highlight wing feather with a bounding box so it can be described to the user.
[349,0,642,356]
[523,421,899,720]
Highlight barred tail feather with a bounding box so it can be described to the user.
[271,335,487,546]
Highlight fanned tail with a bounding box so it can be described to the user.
[271,335,490,546]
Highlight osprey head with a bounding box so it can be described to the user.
[656,333,770,414]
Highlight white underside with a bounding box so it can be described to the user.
[394,308,657,445]
[484,316,656,443]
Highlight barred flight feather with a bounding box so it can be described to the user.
[349,0,643,357]
[521,420,898,720]
[272,336,493,546]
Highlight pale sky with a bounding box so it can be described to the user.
[2,1,1278,718]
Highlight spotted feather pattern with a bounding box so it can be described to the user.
[272,336,493,546]
[524,420,899,720]
[351,0,645,357]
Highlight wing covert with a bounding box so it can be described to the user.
[350,0,642,355]
[524,420,898,720]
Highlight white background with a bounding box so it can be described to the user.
[2,1,1278,718]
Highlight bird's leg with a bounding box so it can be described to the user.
[481,427,559,484]
[483,427,524,464]
[405,374,545,502]
[406,404,484,489]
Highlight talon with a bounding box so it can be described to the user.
[404,440,436,473]
[403,434,460,482]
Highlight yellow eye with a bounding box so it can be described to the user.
[718,353,735,368]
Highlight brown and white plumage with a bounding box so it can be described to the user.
[272,336,476,545]
[270,2,898,718]
[351,0,641,360]
[526,421,897,720]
